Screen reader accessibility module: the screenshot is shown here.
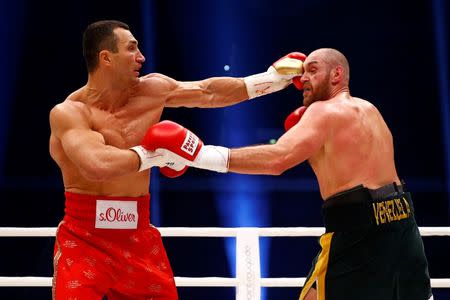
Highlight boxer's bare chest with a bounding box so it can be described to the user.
[89,99,163,149]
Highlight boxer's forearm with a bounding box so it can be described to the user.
[165,77,248,108]
[197,77,249,107]
[77,146,141,181]
[228,145,290,175]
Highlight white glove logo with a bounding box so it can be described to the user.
[181,130,200,156]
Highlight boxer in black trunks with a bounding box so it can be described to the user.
[151,48,433,300]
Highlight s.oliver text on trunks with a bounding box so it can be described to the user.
[95,200,138,229]
[99,207,136,222]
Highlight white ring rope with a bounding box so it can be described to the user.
[1,276,449,288]
[1,226,450,237]
[1,226,449,292]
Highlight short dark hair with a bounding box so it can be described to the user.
[82,20,130,73]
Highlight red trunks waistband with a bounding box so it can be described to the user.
[63,192,150,230]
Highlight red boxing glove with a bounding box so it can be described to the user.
[143,120,230,174]
[244,52,306,98]
[272,52,307,75]
[292,76,303,90]
[159,165,189,178]
[284,106,307,131]
[154,121,197,178]
[278,52,306,91]
[278,52,307,90]
[142,119,203,159]
[130,120,202,174]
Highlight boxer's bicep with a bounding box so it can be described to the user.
[61,128,107,165]
[50,104,109,172]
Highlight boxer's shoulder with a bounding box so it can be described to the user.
[138,73,177,92]
[50,98,91,134]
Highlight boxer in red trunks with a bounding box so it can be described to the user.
[53,192,177,299]
[49,20,304,299]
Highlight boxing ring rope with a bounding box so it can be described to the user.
[1,227,450,299]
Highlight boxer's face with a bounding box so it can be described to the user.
[110,28,146,84]
[301,56,332,106]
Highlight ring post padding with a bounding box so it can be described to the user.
[236,228,261,300]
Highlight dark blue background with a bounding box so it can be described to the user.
[0,0,449,299]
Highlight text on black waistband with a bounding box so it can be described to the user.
[372,196,412,226]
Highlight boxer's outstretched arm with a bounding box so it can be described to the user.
[158,74,249,108]
[143,52,305,108]
[50,103,141,181]
[145,103,328,175]
[229,104,329,174]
